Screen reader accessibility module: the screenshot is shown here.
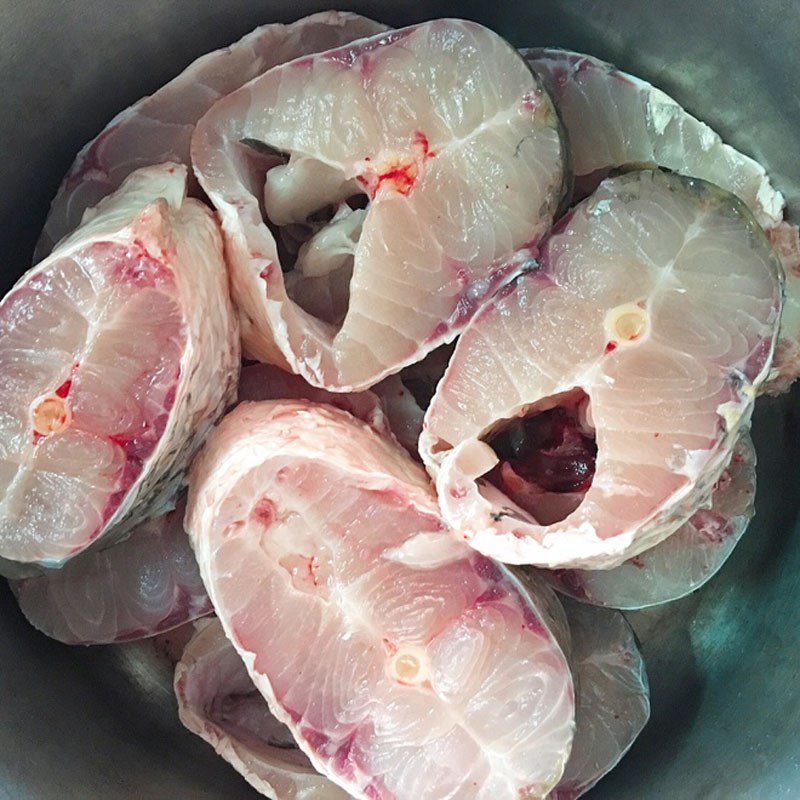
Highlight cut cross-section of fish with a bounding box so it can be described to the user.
[176,617,348,800]
[35,12,387,259]
[544,432,756,610]
[7,360,400,643]
[0,163,239,568]
[547,601,649,800]
[193,19,566,391]
[523,48,800,392]
[187,400,575,800]
[10,495,210,645]
[421,170,782,569]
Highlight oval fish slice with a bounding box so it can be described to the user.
[10,495,210,645]
[548,600,649,799]
[193,19,566,390]
[9,362,394,644]
[35,11,387,258]
[187,400,575,800]
[0,163,239,569]
[175,617,348,800]
[524,47,800,392]
[543,432,756,609]
[421,170,782,569]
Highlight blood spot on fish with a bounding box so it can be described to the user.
[332,732,358,780]
[475,585,507,604]
[251,497,276,526]
[605,341,618,354]
[259,263,273,281]
[358,130,435,199]
[521,89,541,110]
[628,555,646,569]
[473,554,503,583]
[302,726,331,755]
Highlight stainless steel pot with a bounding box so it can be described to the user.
[1,1,798,798]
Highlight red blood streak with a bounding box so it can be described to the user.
[54,379,72,398]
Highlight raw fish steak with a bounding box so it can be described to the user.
[193,19,566,390]
[544,433,756,609]
[9,362,394,643]
[36,12,386,258]
[524,48,800,392]
[0,163,239,568]
[548,601,649,799]
[421,170,782,569]
[186,400,575,799]
[11,496,210,644]
[176,617,348,800]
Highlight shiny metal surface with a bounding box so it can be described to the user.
[1,1,798,798]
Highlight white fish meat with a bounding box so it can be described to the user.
[35,12,387,258]
[193,19,566,390]
[524,47,800,392]
[10,495,210,644]
[0,163,239,568]
[548,601,649,799]
[175,617,348,800]
[421,170,782,569]
[544,433,756,609]
[186,400,575,800]
[9,361,393,643]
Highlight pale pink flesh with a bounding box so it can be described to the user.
[523,47,800,392]
[421,170,782,569]
[548,601,649,799]
[238,362,394,443]
[0,241,184,565]
[11,495,210,644]
[187,401,575,800]
[544,433,756,609]
[36,11,387,258]
[176,618,348,800]
[0,164,239,569]
[193,19,566,390]
[9,361,392,644]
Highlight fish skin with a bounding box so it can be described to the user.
[421,170,782,570]
[186,399,575,800]
[193,19,566,391]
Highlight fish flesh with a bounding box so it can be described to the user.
[35,12,387,258]
[0,163,239,568]
[193,19,567,390]
[421,170,782,569]
[238,362,394,444]
[544,433,756,609]
[10,495,210,645]
[524,48,800,392]
[548,601,649,799]
[175,617,348,800]
[186,400,575,799]
[9,361,393,643]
